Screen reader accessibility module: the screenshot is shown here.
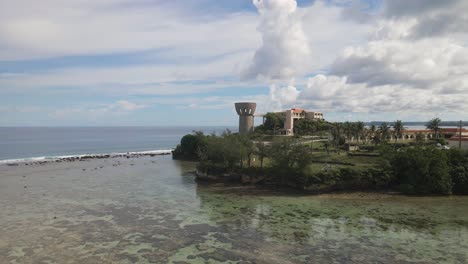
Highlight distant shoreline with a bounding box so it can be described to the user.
[366,121,467,126]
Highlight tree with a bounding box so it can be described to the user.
[447,149,468,194]
[269,139,314,185]
[369,124,377,144]
[198,132,254,171]
[263,113,284,134]
[426,118,442,139]
[393,120,405,143]
[269,139,295,184]
[343,122,353,141]
[355,121,365,143]
[390,147,452,194]
[415,133,425,145]
[255,142,269,168]
[331,123,345,150]
[172,131,207,160]
[294,119,313,136]
[378,122,391,143]
[238,134,255,167]
[294,119,315,136]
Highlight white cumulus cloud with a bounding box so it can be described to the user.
[242,0,311,81]
[292,0,468,119]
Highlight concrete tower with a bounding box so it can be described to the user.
[235,102,256,134]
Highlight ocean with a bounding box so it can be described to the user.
[0,126,235,162]
[1,125,460,163]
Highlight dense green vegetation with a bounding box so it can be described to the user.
[254,113,284,134]
[293,119,331,136]
[386,146,452,194]
[172,131,207,160]
[173,129,468,195]
[254,112,331,136]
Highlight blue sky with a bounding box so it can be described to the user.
[1,0,467,126]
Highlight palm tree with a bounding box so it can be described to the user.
[393,120,405,143]
[355,121,365,144]
[362,128,370,144]
[426,118,442,139]
[331,123,343,151]
[372,133,381,145]
[369,124,377,143]
[255,142,268,169]
[378,122,391,142]
[343,122,352,142]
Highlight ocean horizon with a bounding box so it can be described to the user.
[2,123,463,162]
[0,126,236,162]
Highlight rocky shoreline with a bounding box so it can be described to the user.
[2,151,172,167]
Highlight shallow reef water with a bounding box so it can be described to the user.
[0,156,467,263]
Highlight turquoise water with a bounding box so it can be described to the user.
[1,156,467,263]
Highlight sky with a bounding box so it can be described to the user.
[0,0,467,126]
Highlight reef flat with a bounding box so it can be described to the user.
[1,156,467,263]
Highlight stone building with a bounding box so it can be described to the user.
[235,102,256,134]
[279,108,324,136]
[234,103,325,136]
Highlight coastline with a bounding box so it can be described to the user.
[1,153,464,201]
[0,149,173,166]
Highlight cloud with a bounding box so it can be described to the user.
[294,2,468,118]
[0,0,259,61]
[238,0,372,114]
[338,0,376,23]
[51,100,147,120]
[5,0,466,124]
[295,74,465,121]
[383,0,460,18]
[258,0,468,120]
[0,51,254,94]
[115,100,146,111]
[330,38,466,88]
[242,0,311,81]
[266,84,300,111]
[0,0,369,93]
[383,0,468,39]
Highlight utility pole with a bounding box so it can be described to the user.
[459,120,463,150]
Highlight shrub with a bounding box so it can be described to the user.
[432,138,448,146]
[390,147,452,195]
[172,132,207,160]
[303,166,393,192]
[451,166,468,194]
[447,149,468,194]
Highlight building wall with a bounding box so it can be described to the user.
[238,116,254,134]
[235,102,256,134]
[283,109,324,135]
[305,112,324,120]
[285,110,294,130]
